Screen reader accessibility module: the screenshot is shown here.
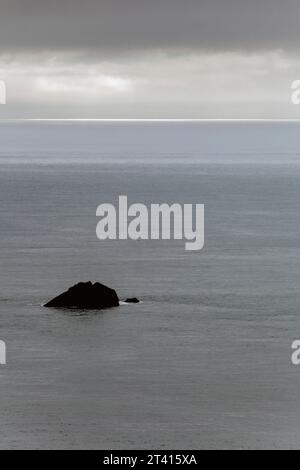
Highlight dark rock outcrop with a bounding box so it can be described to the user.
[124,297,140,303]
[45,281,119,309]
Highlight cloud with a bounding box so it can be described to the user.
[0,1,299,118]
[0,49,297,118]
[0,0,299,53]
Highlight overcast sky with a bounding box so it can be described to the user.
[0,0,299,118]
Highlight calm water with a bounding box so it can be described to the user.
[1,121,300,449]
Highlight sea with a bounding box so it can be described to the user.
[0,120,300,449]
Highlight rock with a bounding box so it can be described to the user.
[45,281,119,309]
[124,297,140,303]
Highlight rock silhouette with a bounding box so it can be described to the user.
[125,297,140,303]
[45,281,119,309]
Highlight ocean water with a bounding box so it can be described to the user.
[1,121,300,449]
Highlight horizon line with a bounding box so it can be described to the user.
[1,118,300,122]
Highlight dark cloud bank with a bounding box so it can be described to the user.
[0,0,299,53]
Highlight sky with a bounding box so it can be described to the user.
[0,0,300,118]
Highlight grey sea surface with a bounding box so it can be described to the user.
[0,121,300,449]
